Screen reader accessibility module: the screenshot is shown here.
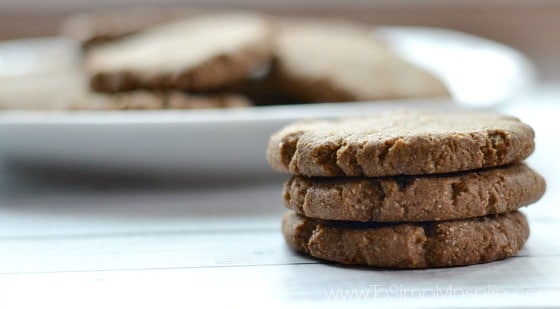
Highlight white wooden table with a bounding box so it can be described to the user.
[0,85,559,308]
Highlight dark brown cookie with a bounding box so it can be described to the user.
[267,111,535,177]
[86,12,274,93]
[282,210,529,268]
[218,73,299,106]
[272,18,449,103]
[284,164,545,222]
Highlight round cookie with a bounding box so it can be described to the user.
[267,111,535,177]
[284,164,545,222]
[282,210,529,268]
[272,18,449,103]
[86,12,274,93]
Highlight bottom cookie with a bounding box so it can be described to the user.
[71,91,251,110]
[282,210,529,268]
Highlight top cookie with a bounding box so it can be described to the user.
[86,12,274,93]
[273,18,449,103]
[267,111,535,177]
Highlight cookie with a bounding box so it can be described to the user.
[86,12,274,93]
[218,72,299,106]
[284,164,545,222]
[60,8,203,47]
[267,111,535,177]
[71,91,251,110]
[272,18,449,103]
[282,210,529,268]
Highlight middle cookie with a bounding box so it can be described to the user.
[284,163,545,222]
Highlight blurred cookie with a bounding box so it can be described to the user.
[218,71,299,106]
[282,210,529,268]
[86,12,274,93]
[273,18,449,103]
[267,111,535,177]
[72,91,251,110]
[284,164,545,222]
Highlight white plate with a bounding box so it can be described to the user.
[0,27,537,178]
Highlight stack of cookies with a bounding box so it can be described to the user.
[267,111,546,268]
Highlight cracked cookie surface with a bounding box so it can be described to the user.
[267,111,535,177]
[282,210,529,268]
[284,164,545,222]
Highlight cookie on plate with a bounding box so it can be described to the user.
[86,12,274,93]
[267,111,535,177]
[71,91,251,110]
[284,163,545,222]
[272,18,450,103]
[282,210,529,268]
